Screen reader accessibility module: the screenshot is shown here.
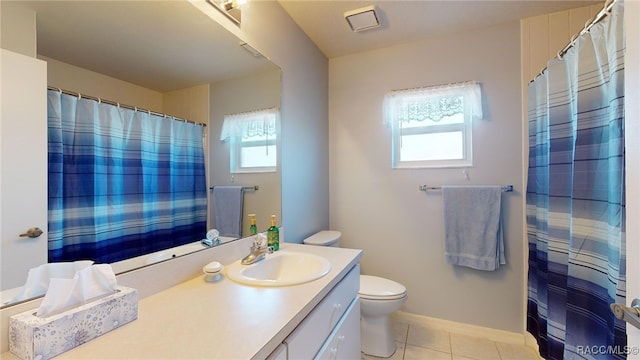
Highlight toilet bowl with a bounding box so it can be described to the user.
[359,275,407,357]
[303,231,408,358]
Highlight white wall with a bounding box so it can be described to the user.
[191,1,330,243]
[329,21,524,332]
[243,2,330,243]
[0,1,36,57]
[43,56,164,112]
[45,57,213,126]
[163,84,210,125]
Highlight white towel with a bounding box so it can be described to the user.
[442,186,505,271]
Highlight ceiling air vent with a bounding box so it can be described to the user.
[344,5,381,32]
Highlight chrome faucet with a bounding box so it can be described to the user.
[241,236,273,265]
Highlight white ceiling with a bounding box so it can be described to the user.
[277,0,603,58]
[9,1,277,92]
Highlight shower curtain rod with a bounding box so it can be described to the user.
[530,0,616,83]
[47,86,207,127]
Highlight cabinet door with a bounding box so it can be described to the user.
[0,49,48,291]
[315,297,361,360]
[266,343,287,360]
[285,265,359,359]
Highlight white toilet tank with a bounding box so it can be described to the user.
[303,230,341,247]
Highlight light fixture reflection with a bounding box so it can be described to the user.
[206,0,244,25]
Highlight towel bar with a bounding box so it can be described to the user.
[209,185,259,192]
[419,185,513,192]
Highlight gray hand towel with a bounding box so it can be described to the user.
[442,185,505,271]
[212,186,244,238]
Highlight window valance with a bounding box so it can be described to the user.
[383,81,482,125]
[220,108,279,141]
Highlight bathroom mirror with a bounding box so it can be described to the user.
[0,1,281,306]
[206,0,242,25]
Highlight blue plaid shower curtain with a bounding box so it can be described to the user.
[526,2,626,359]
[47,90,207,264]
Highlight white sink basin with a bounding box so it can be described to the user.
[225,251,331,287]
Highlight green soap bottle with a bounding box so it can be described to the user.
[249,214,257,235]
[267,215,279,251]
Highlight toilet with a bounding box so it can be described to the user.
[303,231,408,358]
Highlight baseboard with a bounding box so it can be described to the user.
[392,311,542,358]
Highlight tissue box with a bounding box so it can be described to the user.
[9,286,138,360]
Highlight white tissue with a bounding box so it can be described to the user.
[256,233,268,247]
[12,260,94,302]
[36,264,117,317]
[206,228,219,240]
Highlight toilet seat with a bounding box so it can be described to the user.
[359,275,407,300]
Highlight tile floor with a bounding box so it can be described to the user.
[362,320,541,360]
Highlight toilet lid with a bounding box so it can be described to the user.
[359,275,407,300]
[303,230,341,246]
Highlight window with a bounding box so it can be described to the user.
[383,81,482,168]
[220,108,279,173]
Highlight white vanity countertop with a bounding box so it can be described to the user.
[3,243,362,359]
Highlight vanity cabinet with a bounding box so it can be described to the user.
[314,297,360,359]
[280,264,360,360]
[267,343,287,360]
[0,244,363,358]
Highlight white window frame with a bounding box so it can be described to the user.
[229,135,277,173]
[383,81,482,169]
[220,108,279,173]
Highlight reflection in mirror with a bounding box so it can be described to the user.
[206,0,243,25]
[0,0,281,307]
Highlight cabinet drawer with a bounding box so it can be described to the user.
[314,297,361,360]
[285,264,360,359]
